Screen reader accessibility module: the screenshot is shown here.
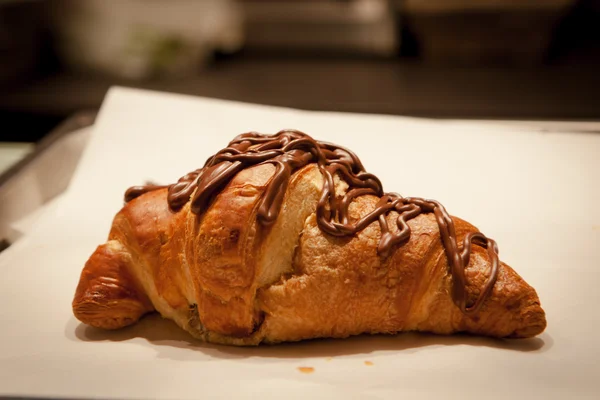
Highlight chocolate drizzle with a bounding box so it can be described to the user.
[125,129,499,315]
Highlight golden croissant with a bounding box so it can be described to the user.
[73,130,546,345]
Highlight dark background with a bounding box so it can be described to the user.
[1,0,599,143]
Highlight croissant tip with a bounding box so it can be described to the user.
[508,322,546,338]
[73,300,148,330]
[508,301,547,339]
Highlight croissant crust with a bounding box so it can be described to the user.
[73,162,546,345]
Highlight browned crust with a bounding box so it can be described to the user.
[72,164,546,344]
[72,242,153,330]
[256,197,545,343]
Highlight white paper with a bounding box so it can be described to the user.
[1,87,599,399]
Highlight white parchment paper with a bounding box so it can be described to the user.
[1,87,599,399]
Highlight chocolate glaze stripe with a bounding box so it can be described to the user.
[124,129,499,315]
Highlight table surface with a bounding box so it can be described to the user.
[0,143,32,176]
[2,58,600,122]
[0,88,599,399]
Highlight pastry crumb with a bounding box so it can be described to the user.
[364,361,374,366]
[326,357,333,362]
[298,367,315,374]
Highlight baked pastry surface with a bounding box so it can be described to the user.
[73,131,546,345]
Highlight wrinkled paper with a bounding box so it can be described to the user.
[1,88,599,399]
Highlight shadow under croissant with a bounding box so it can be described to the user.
[67,313,552,360]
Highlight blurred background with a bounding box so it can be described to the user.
[1,0,600,174]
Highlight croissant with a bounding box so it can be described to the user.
[73,130,546,345]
